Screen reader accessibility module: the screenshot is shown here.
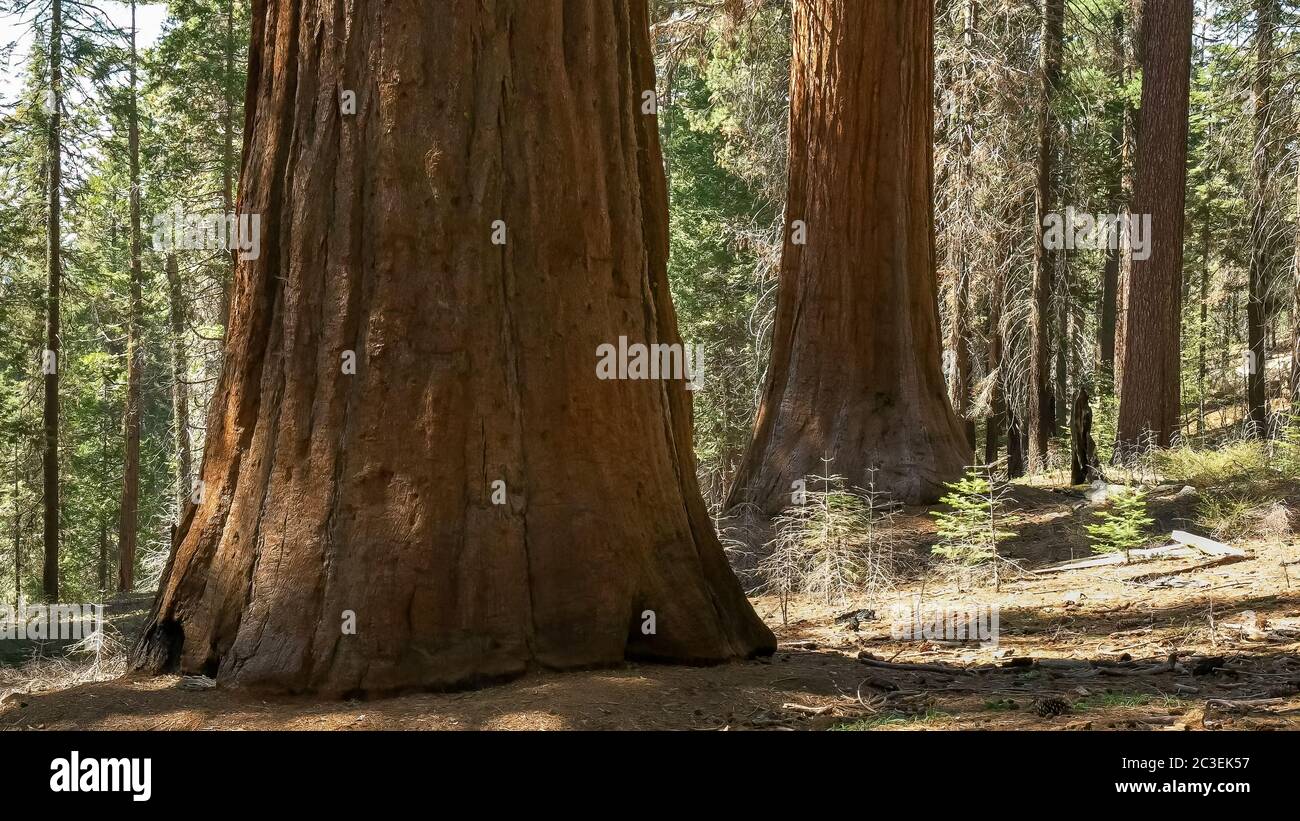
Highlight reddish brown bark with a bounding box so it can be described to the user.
[1247,0,1277,433]
[1116,0,1193,452]
[947,0,978,450]
[1099,10,1125,377]
[219,0,238,335]
[985,249,1006,467]
[1070,389,1101,485]
[1028,0,1065,472]
[1293,155,1300,407]
[1114,2,1140,397]
[118,1,143,593]
[131,0,773,695]
[725,0,968,511]
[166,253,192,516]
[41,0,63,601]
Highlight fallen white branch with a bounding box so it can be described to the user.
[856,653,974,676]
[1036,533,1248,574]
[781,702,834,716]
[1036,544,1186,573]
[1170,530,1247,557]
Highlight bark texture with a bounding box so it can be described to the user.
[1246,0,1277,433]
[1099,10,1125,376]
[1292,155,1300,406]
[1116,0,1193,452]
[1070,389,1101,485]
[42,0,63,601]
[947,0,978,450]
[984,225,1007,467]
[131,0,774,695]
[118,2,143,593]
[1114,1,1141,400]
[1028,0,1065,471]
[726,0,969,511]
[166,253,192,516]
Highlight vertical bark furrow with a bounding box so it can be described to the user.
[1116,0,1193,451]
[726,0,968,511]
[132,0,773,695]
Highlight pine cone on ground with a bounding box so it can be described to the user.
[1033,696,1071,718]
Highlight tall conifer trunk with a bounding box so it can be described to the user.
[132,0,773,695]
[41,0,64,601]
[1028,0,1065,471]
[1116,0,1193,452]
[727,0,968,510]
[118,0,144,593]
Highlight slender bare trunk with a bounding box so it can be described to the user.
[167,253,192,516]
[12,442,21,606]
[948,0,978,450]
[1100,11,1125,377]
[1198,200,1210,434]
[1247,0,1276,434]
[219,0,237,334]
[985,230,1008,467]
[118,1,143,593]
[1114,3,1140,398]
[1028,0,1065,471]
[1292,155,1300,408]
[41,0,63,602]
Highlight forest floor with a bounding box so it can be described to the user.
[1,482,1298,731]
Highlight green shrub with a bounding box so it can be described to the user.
[1143,440,1269,488]
[930,466,1020,589]
[1085,488,1155,559]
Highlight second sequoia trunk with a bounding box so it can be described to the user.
[131,0,773,695]
[1116,0,1193,452]
[727,0,969,512]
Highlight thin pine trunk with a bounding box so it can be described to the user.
[167,254,192,516]
[41,0,63,601]
[1246,0,1276,434]
[118,1,144,593]
[1028,0,1065,471]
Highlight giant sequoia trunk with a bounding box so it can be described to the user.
[131,0,774,695]
[1116,0,1193,453]
[725,0,968,511]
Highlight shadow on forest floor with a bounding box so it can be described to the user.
[3,585,1296,731]
[2,490,1298,730]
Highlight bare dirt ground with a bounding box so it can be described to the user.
[2,484,1298,731]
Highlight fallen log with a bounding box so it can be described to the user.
[781,703,834,716]
[1036,544,1187,573]
[1036,534,1248,574]
[856,652,974,676]
[1170,530,1247,556]
[1128,554,1249,584]
[1205,697,1290,712]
